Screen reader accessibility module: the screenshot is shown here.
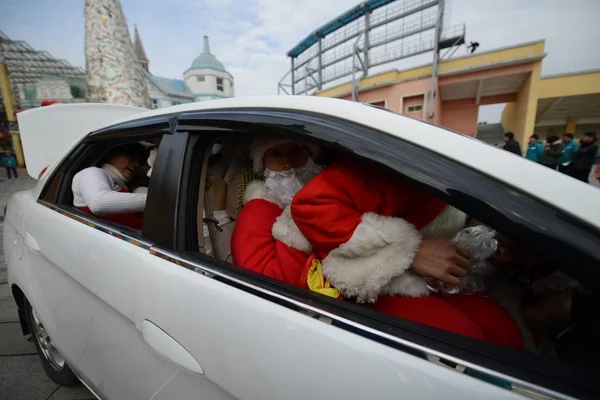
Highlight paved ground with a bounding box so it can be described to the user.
[0,170,94,400]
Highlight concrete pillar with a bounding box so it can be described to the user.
[513,62,542,154]
[565,117,576,134]
[0,63,25,167]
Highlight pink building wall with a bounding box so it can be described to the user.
[335,61,538,137]
[341,78,432,113]
[441,99,479,135]
[342,78,452,129]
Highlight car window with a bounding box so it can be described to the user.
[39,133,164,238]
[170,110,599,399]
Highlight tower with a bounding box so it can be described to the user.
[134,25,149,72]
[84,0,151,108]
[184,35,234,101]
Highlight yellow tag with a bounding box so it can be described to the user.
[306,259,340,298]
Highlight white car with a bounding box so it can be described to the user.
[5,97,599,400]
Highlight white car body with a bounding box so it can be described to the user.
[5,97,598,400]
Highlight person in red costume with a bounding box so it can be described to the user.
[231,139,320,286]
[232,140,523,350]
[72,143,147,230]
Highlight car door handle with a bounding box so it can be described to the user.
[25,232,40,252]
[141,320,204,375]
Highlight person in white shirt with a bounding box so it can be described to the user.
[72,143,147,229]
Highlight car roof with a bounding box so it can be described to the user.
[107,96,600,230]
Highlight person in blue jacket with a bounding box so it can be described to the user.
[525,134,544,163]
[557,133,579,174]
[2,150,18,180]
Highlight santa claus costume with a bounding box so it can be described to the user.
[232,140,523,350]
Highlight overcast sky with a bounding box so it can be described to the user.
[1,0,599,122]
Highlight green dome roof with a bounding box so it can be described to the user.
[190,36,226,72]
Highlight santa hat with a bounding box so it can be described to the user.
[249,137,319,174]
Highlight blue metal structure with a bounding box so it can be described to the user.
[287,0,396,58]
[279,0,465,104]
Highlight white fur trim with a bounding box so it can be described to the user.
[250,138,320,174]
[243,180,267,205]
[420,205,467,239]
[382,272,429,298]
[272,206,312,253]
[322,212,423,303]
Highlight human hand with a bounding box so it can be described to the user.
[411,239,471,286]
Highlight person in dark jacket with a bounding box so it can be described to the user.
[539,135,562,169]
[570,132,598,183]
[525,134,544,162]
[503,132,522,156]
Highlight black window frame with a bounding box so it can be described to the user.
[216,77,224,92]
[38,116,173,242]
[174,108,600,399]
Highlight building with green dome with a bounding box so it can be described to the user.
[184,35,235,101]
[134,27,234,108]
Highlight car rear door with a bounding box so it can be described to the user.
[23,200,152,399]
[22,125,167,399]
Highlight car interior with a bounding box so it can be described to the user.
[191,132,595,361]
[39,126,599,397]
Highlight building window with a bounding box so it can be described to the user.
[407,104,423,112]
[217,78,224,92]
[369,101,386,108]
[152,99,158,109]
[196,75,205,82]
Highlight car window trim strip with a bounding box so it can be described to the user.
[37,200,151,250]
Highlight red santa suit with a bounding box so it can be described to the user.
[232,155,523,349]
[232,181,315,287]
[290,155,523,349]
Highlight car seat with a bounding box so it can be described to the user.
[204,167,257,262]
[199,136,257,262]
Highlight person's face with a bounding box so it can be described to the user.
[107,152,141,181]
[503,136,509,143]
[562,135,570,143]
[582,135,594,144]
[263,143,310,172]
[528,137,535,144]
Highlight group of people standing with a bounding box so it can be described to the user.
[503,131,599,184]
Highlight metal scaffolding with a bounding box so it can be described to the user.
[0,30,86,106]
[0,31,85,84]
[279,0,465,109]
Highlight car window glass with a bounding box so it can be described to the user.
[40,135,163,238]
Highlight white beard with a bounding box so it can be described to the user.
[263,158,322,207]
